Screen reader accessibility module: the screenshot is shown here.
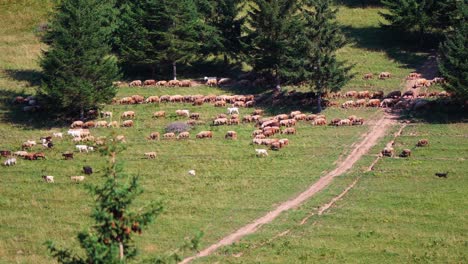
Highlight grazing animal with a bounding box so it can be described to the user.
[122,120,134,127]
[416,139,429,147]
[168,80,180,87]
[379,72,391,79]
[156,80,167,86]
[282,127,296,135]
[363,73,373,80]
[121,111,135,118]
[255,149,268,157]
[205,78,217,87]
[180,80,192,87]
[381,147,394,157]
[435,172,448,178]
[227,107,239,115]
[314,118,327,126]
[190,113,200,120]
[366,99,381,107]
[144,79,156,86]
[129,80,142,86]
[83,166,93,175]
[53,132,63,138]
[70,121,84,128]
[176,109,190,117]
[225,131,237,140]
[107,121,118,128]
[144,152,157,159]
[3,157,16,166]
[0,150,12,157]
[42,175,54,183]
[342,100,355,108]
[188,170,196,176]
[400,149,411,157]
[152,111,166,118]
[14,151,28,157]
[94,121,108,128]
[76,145,90,153]
[62,152,74,160]
[70,176,85,182]
[145,96,160,104]
[148,132,160,141]
[196,131,213,139]
[163,133,176,139]
[177,132,190,139]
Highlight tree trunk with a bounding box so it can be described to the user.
[275,67,281,92]
[80,106,84,120]
[119,242,124,260]
[172,62,177,80]
[223,54,228,65]
[317,94,322,113]
[151,65,156,79]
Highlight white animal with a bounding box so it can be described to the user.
[76,145,89,153]
[14,151,28,157]
[42,175,54,183]
[227,107,239,115]
[3,157,16,166]
[255,149,268,157]
[188,170,196,176]
[87,146,94,152]
[53,132,63,138]
[68,129,82,138]
[70,176,85,182]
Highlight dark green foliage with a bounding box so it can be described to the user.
[246,0,301,90]
[39,0,120,118]
[195,0,246,62]
[46,137,164,263]
[438,2,468,99]
[380,0,459,36]
[297,0,353,112]
[115,0,210,79]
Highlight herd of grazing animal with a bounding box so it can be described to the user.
[381,138,430,159]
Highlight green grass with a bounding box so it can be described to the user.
[0,1,462,264]
[203,123,468,263]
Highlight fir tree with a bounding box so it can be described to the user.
[39,0,120,118]
[438,2,468,99]
[246,0,300,91]
[297,0,353,112]
[46,136,163,263]
[196,0,246,63]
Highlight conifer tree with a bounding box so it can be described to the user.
[39,0,120,118]
[46,136,163,263]
[438,2,468,99]
[196,0,246,63]
[297,0,353,112]
[246,0,300,91]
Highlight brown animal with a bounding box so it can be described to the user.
[156,80,167,86]
[366,99,381,107]
[146,96,160,103]
[163,133,176,139]
[121,111,135,118]
[190,113,200,120]
[70,121,84,128]
[225,131,237,140]
[363,73,373,80]
[381,147,394,157]
[94,121,107,128]
[180,80,192,87]
[357,91,370,99]
[168,80,180,87]
[400,149,411,157]
[62,152,74,160]
[416,139,429,147]
[379,72,391,79]
[214,118,228,125]
[144,79,156,86]
[346,91,357,98]
[314,118,327,126]
[214,101,226,107]
[144,152,157,159]
[282,127,296,135]
[148,132,160,141]
[177,132,190,139]
[196,131,213,139]
[192,99,204,106]
[129,80,142,86]
[152,111,166,118]
[122,120,134,127]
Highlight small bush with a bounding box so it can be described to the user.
[165,122,190,133]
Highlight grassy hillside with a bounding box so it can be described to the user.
[203,123,468,263]
[0,1,463,264]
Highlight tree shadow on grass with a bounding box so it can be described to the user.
[3,69,43,87]
[398,99,468,124]
[0,89,67,130]
[335,0,383,7]
[342,25,441,69]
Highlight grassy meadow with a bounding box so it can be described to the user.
[0,1,465,264]
[203,123,468,263]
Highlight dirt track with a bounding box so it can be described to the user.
[181,113,397,263]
